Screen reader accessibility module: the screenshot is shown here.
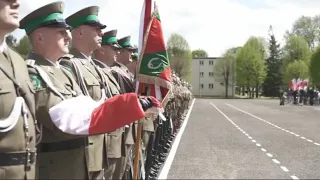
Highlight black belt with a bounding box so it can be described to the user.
[0,152,36,166]
[37,138,87,153]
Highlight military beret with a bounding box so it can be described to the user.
[118,36,137,50]
[101,29,121,48]
[66,6,106,29]
[19,1,70,34]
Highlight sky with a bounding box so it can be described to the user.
[13,0,320,57]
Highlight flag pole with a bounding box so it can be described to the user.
[133,3,156,179]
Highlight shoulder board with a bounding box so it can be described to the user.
[25,59,35,66]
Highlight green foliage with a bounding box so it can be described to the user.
[214,48,237,97]
[192,49,208,58]
[284,60,309,84]
[166,33,192,81]
[236,36,267,88]
[15,35,30,59]
[285,16,320,49]
[309,46,320,87]
[262,26,283,97]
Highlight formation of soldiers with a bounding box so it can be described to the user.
[281,88,320,106]
[142,71,192,179]
[0,1,193,180]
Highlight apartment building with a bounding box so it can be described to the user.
[191,57,235,97]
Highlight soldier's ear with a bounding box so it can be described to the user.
[34,32,44,44]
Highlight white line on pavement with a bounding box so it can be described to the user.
[158,98,196,179]
[210,103,298,179]
[225,103,320,147]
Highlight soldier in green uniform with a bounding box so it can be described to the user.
[59,6,108,179]
[114,36,137,179]
[93,30,126,180]
[19,2,90,179]
[0,0,37,179]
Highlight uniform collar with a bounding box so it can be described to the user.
[28,51,60,67]
[0,40,7,53]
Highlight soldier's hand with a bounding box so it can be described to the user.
[138,96,163,115]
[139,97,154,111]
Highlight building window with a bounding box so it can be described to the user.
[209,84,214,89]
[220,82,224,86]
[209,72,214,77]
[200,84,204,89]
[209,60,214,65]
[199,60,204,65]
[200,72,204,77]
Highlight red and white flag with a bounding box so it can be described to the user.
[49,93,161,135]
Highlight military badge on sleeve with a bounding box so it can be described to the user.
[30,75,44,90]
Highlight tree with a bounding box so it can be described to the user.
[309,46,320,87]
[213,47,237,98]
[192,49,208,58]
[282,35,311,66]
[284,60,309,84]
[285,16,319,50]
[15,35,31,59]
[262,26,283,97]
[166,33,192,81]
[5,34,17,48]
[236,36,267,98]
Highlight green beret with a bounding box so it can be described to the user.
[19,1,70,34]
[66,6,106,29]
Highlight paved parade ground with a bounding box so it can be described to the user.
[159,98,320,179]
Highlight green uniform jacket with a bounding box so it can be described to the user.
[59,48,105,172]
[26,52,88,179]
[93,59,126,159]
[0,48,36,179]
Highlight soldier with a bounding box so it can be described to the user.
[19,2,159,179]
[93,30,126,180]
[59,6,110,179]
[115,35,139,179]
[0,0,37,179]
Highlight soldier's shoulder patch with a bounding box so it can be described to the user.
[30,74,44,90]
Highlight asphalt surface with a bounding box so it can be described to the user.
[167,98,320,179]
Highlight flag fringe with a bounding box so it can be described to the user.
[136,74,173,90]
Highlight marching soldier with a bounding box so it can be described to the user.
[93,30,126,179]
[0,0,37,179]
[19,2,159,179]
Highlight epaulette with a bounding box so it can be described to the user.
[25,59,35,66]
